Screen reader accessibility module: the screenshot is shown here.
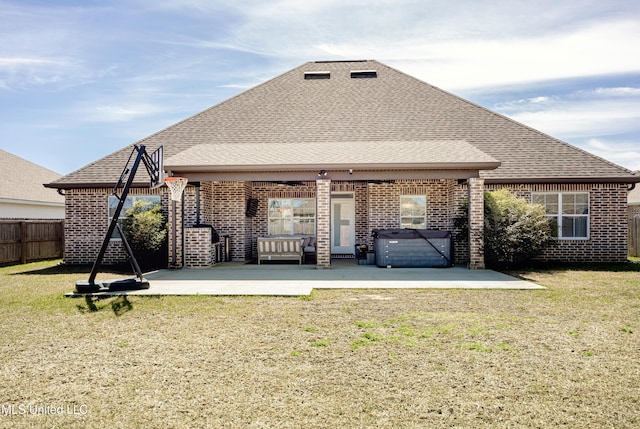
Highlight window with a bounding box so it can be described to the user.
[268,199,315,235]
[533,192,589,239]
[400,195,426,229]
[108,195,161,239]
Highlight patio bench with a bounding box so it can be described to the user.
[257,237,304,265]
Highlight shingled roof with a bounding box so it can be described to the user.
[47,60,639,188]
[0,149,63,204]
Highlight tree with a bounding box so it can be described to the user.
[122,200,167,270]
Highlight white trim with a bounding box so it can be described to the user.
[400,195,427,229]
[533,192,590,240]
[331,192,355,254]
[267,198,316,236]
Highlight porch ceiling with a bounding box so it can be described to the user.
[164,140,500,181]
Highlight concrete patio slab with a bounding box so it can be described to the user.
[66,261,544,297]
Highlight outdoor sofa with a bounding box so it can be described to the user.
[257,236,316,264]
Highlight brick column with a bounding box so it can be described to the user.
[316,179,331,268]
[468,177,485,269]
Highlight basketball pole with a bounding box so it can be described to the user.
[76,144,162,293]
[171,198,177,266]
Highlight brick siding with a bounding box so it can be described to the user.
[184,227,214,268]
[315,179,331,267]
[467,178,485,269]
[485,183,630,263]
[64,187,168,265]
[249,181,317,259]
[203,181,252,262]
[63,180,631,268]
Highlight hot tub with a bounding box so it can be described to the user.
[372,229,453,268]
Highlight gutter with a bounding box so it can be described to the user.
[164,161,502,172]
[44,181,153,190]
[45,171,640,190]
[483,176,640,185]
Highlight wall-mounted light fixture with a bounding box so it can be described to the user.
[318,170,328,177]
[349,169,353,175]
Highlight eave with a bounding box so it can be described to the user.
[484,176,640,185]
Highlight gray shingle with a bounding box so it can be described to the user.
[47,60,639,188]
[165,140,498,170]
[0,149,63,203]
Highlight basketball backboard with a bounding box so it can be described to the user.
[147,146,164,188]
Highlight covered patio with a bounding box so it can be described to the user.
[166,140,500,271]
[66,260,544,297]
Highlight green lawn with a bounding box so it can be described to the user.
[1,260,638,428]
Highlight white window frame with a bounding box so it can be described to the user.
[533,192,590,240]
[267,198,316,236]
[108,195,162,240]
[400,195,427,229]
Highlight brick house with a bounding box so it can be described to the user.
[46,60,639,269]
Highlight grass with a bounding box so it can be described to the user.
[0,259,639,428]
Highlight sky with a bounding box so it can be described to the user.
[1,0,640,176]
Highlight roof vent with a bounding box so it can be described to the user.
[304,71,331,80]
[350,70,377,79]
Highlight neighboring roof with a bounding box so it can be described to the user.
[47,60,640,188]
[0,149,64,204]
[630,172,640,205]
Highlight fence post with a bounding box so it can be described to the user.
[60,220,65,260]
[20,221,27,264]
[631,217,640,258]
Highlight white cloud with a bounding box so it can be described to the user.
[497,93,640,170]
[0,57,66,68]
[494,96,558,111]
[582,139,640,171]
[183,1,640,90]
[78,103,169,123]
[2,0,640,174]
[0,4,108,90]
[380,20,640,90]
[506,98,640,138]
[587,87,640,97]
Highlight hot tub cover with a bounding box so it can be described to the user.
[372,229,451,239]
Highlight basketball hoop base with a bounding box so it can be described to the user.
[75,278,150,293]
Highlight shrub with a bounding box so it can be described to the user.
[483,189,553,269]
[122,200,167,270]
[454,189,553,269]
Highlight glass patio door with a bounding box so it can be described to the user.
[331,194,355,254]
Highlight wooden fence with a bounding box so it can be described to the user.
[0,220,64,265]
[631,217,640,258]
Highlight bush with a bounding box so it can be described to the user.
[454,189,553,269]
[122,200,167,270]
[483,189,553,269]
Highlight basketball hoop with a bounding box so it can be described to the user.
[165,177,188,201]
